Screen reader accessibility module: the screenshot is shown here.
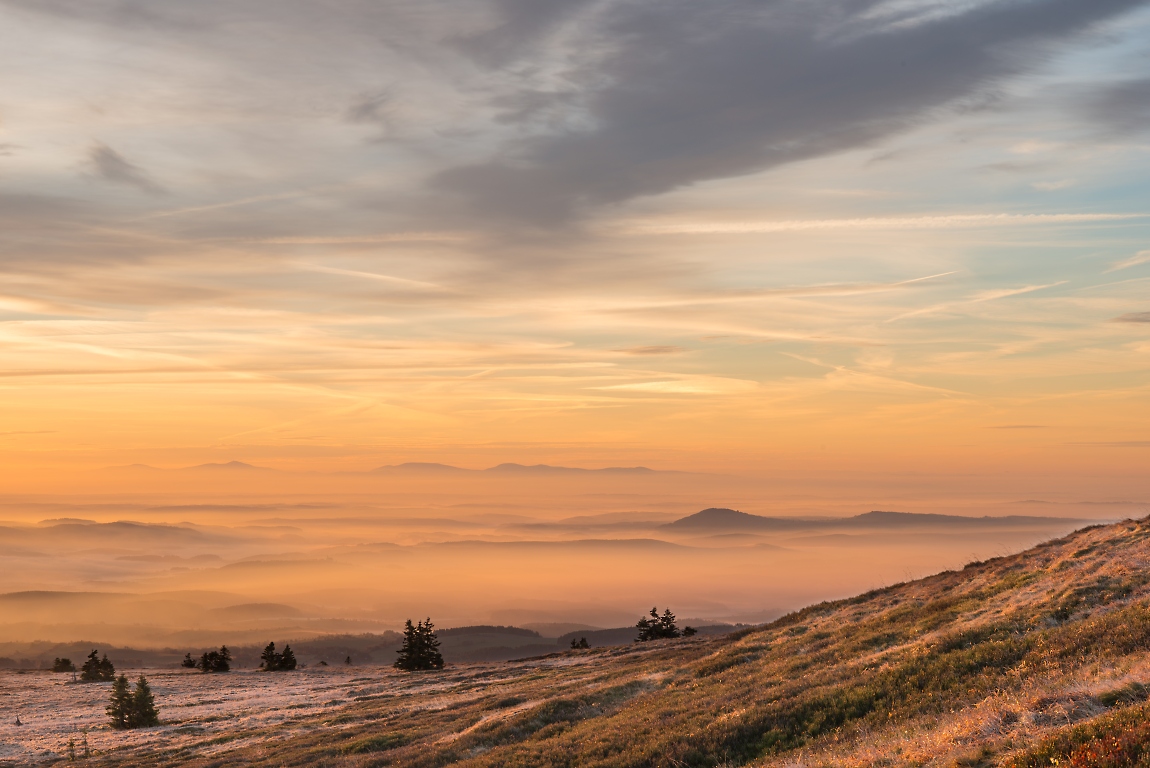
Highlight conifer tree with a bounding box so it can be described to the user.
[107,675,133,728]
[395,618,444,670]
[81,649,115,681]
[129,676,159,727]
[181,653,197,668]
[260,641,281,671]
[635,607,681,641]
[52,657,75,673]
[259,641,295,671]
[108,675,160,728]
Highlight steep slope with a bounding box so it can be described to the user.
[56,517,1150,767]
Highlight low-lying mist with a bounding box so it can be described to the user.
[0,462,1126,651]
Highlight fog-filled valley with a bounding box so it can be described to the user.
[0,463,1125,657]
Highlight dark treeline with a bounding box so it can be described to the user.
[182,646,231,672]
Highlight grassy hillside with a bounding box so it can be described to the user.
[82,517,1150,766]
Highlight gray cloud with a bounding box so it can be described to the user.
[453,0,596,68]
[434,0,1149,226]
[86,143,165,195]
[1089,78,1150,135]
[1113,311,1150,323]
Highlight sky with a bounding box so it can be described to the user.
[2,0,1150,494]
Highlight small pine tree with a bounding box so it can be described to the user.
[570,637,590,649]
[218,646,232,671]
[635,607,681,641]
[279,645,297,670]
[129,676,159,727]
[260,641,281,671]
[683,626,697,637]
[395,618,444,671]
[181,653,197,668]
[107,675,133,729]
[52,657,75,673]
[81,650,115,681]
[345,655,352,665]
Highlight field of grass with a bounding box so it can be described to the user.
[4,516,1150,767]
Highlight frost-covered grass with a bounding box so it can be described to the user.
[0,666,373,765]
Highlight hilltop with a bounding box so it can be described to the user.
[5,517,1150,767]
[663,507,1085,532]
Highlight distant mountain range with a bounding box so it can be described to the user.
[371,462,660,475]
[663,507,1087,532]
[104,461,662,475]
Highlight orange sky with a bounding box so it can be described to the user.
[1,1,1149,501]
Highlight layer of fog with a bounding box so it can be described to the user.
[0,465,1130,648]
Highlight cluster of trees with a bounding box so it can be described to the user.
[570,637,590,649]
[635,607,696,641]
[395,618,444,671]
[107,675,159,729]
[52,657,75,673]
[260,642,298,671]
[80,650,116,681]
[181,646,232,672]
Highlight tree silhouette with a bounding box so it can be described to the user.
[181,653,197,668]
[51,657,75,673]
[129,676,159,727]
[194,646,231,672]
[80,650,115,681]
[394,618,444,671]
[570,637,590,649]
[635,607,682,641]
[108,675,160,729]
[260,641,296,671]
[107,675,133,728]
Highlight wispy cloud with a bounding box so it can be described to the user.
[621,213,1147,236]
[616,346,686,356]
[1106,250,1150,273]
[888,281,1068,322]
[85,143,165,195]
[1112,312,1150,324]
